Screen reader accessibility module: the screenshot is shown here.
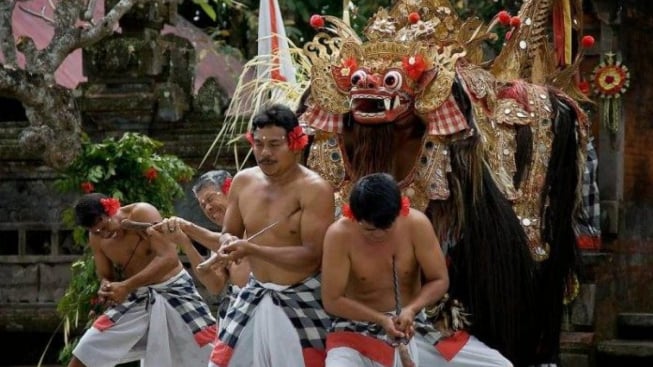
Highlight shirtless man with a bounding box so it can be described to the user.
[208,104,335,367]
[153,170,250,322]
[68,193,216,367]
[321,173,512,367]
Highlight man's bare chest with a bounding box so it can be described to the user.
[101,233,149,265]
[241,203,301,242]
[350,245,417,285]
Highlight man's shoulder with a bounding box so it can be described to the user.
[326,218,354,240]
[299,166,333,191]
[233,166,262,183]
[127,202,161,222]
[406,208,430,224]
[129,202,156,209]
[128,202,159,214]
[403,209,436,240]
[237,166,260,175]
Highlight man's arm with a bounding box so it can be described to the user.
[180,221,222,250]
[150,216,222,251]
[402,210,449,315]
[244,178,334,273]
[220,172,247,241]
[322,222,380,323]
[120,203,179,293]
[173,229,228,294]
[89,236,114,286]
[321,222,406,338]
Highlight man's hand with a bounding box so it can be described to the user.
[167,216,193,232]
[158,225,190,248]
[149,217,182,234]
[395,308,416,340]
[218,232,239,247]
[379,314,407,340]
[219,239,252,262]
[98,281,130,305]
[97,279,111,304]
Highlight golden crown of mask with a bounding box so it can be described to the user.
[302,0,495,115]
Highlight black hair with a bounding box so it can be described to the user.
[349,173,401,229]
[74,193,110,228]
[251,104,299,133]
[192,170,232,196]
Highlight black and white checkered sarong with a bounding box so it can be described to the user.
[577,137,601,237]
[329,310,441,347]
[218,273,331,350]
[101,269,216,337]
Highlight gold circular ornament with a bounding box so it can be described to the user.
[591,53,630,98]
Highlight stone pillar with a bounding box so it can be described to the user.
[79,0,191,132]
[592,0,623,236]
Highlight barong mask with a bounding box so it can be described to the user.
[302,1,477,130]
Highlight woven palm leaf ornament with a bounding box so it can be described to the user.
[591,52,630,142]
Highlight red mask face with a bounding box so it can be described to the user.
[348,68,416,125]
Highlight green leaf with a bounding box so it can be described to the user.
[193,0,217,21]
[87,166,104,181]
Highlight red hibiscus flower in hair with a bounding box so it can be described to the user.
[80,181,95,193]
[288,126,308,152]
[144,167,158,182]
[400,196,411,216]
[221,177,233,195]
[342,204,355,220]
[100,198,120,216]
[402,55,427,81]
[245,132,255,146]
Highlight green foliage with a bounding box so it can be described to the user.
[191,0,394,58]
[193,0,217,21]
[459,0,507,19]
[53,132,194,364]
[55,132,194,217]
[56,251,100,320]
[191,0,506,60]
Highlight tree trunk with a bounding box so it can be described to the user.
[0,0,143,169]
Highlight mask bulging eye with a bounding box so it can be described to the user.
[383,70,402,91]
[351,70,367,87]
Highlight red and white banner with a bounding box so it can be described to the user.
[257,0,296,84]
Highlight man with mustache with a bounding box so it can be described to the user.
[208,104,335,367]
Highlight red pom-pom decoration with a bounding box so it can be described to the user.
[310,14,325,28]
[402,54,427,81]
[408,12,420,24]
[581,35,595,48]
[497,10,511,26]
[510,16,521,27]
[578,80,590,95]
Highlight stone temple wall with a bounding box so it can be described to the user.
[0,0,244,339]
